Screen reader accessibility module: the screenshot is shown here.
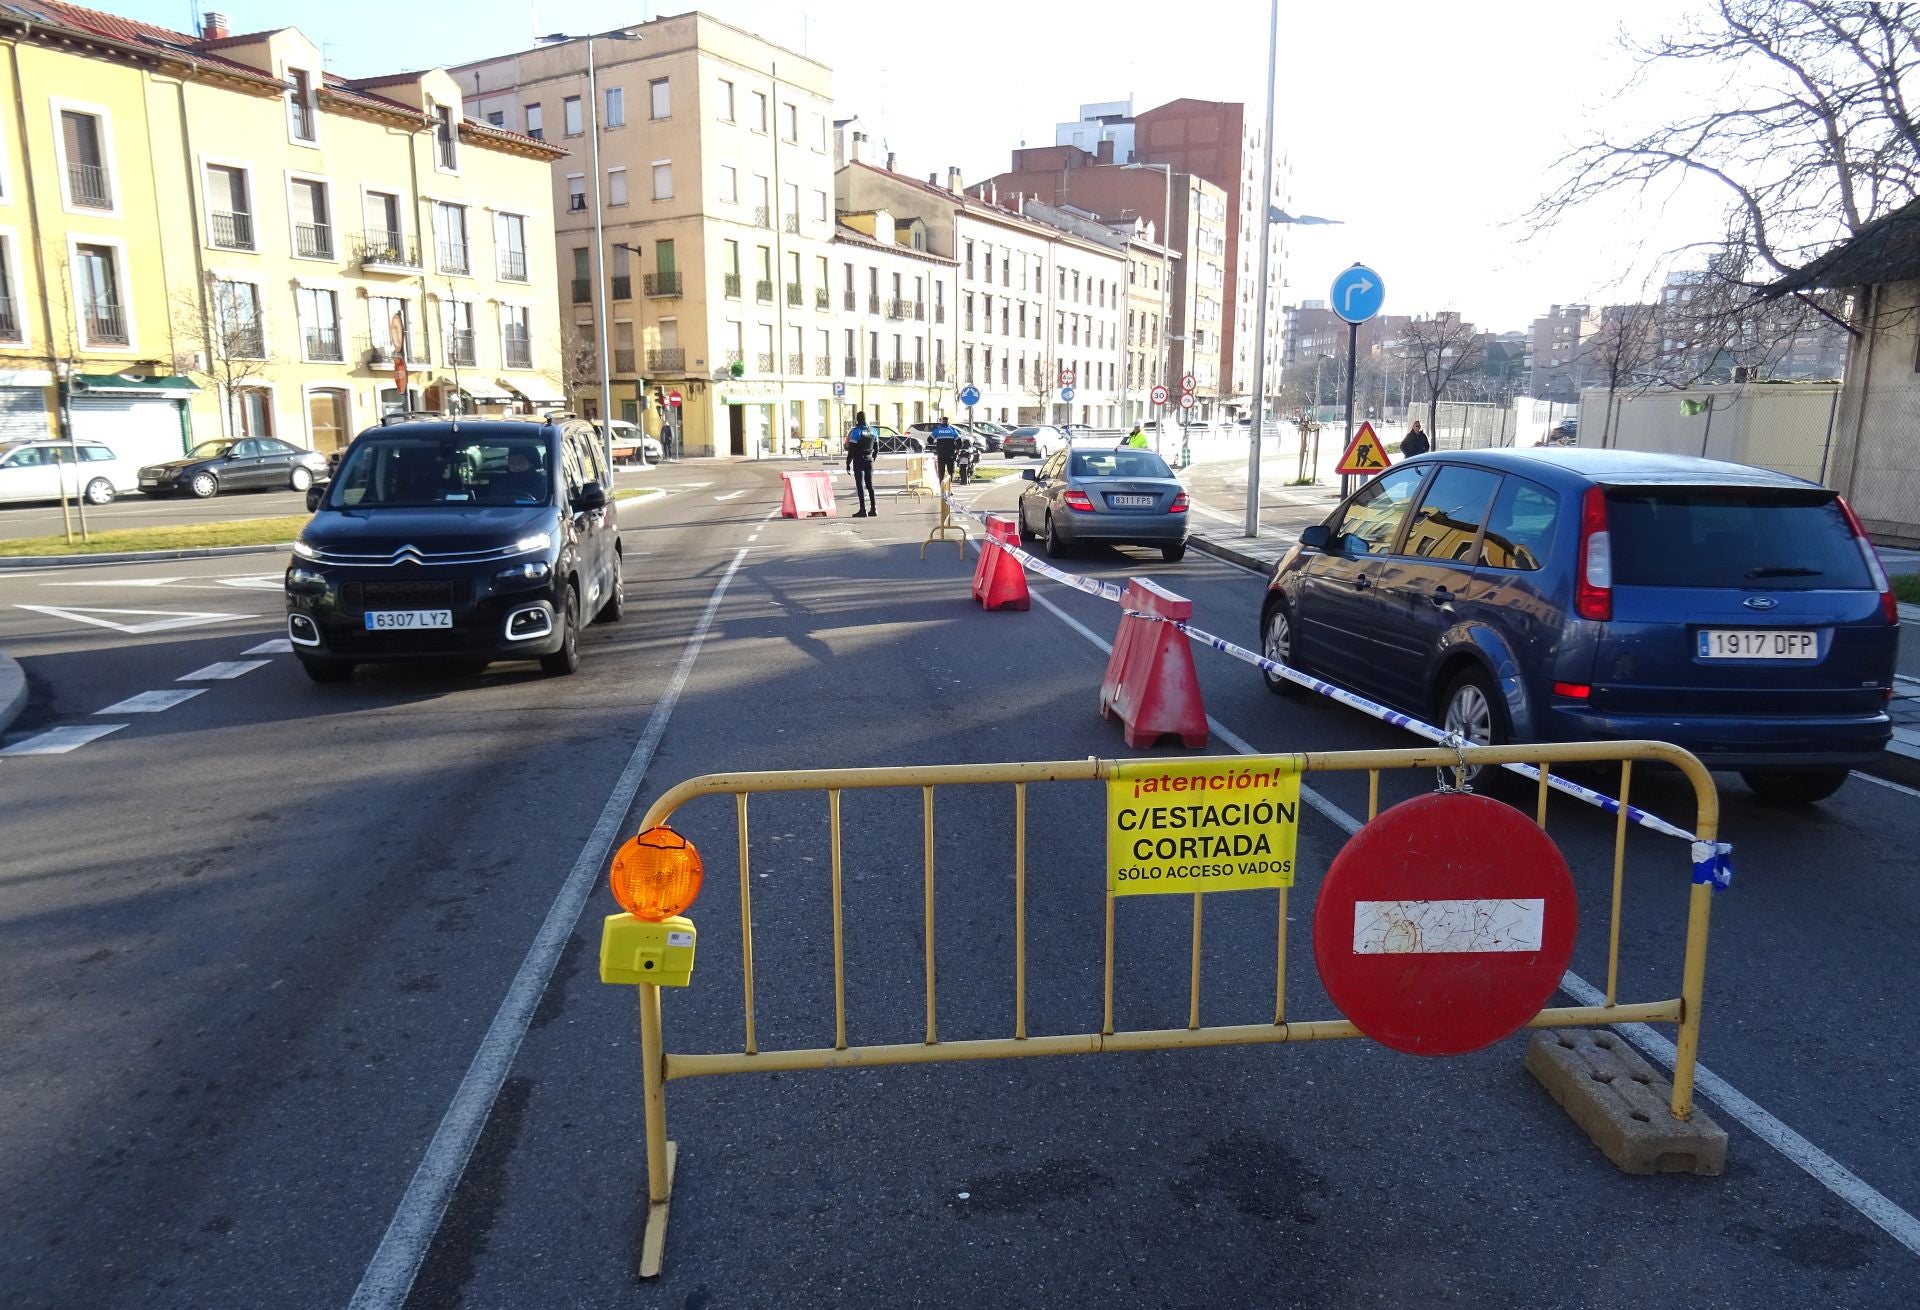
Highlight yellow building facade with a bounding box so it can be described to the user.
[0,5,566,463]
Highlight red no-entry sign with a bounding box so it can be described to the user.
[668,390,683,408]
[1312,792,1576,1056]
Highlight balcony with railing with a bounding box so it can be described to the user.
[365,338,423,369]
[436,242,470,276]
[935,303,946,324]
[887,361,909,382]
[935,363,949,383]
[785,282,803,307]
[723,272,742,299]
[867,293,881,314]
[614,349,636,374]
[611,275,632,300]
[786,352,804,374]
[295,223,334,260]
[68,162,111,209]
[886,298,910,320]
[572,277,592,303]
[502,332,532,370]
[645,271,682,297]
[914,301,926,321]
[446,330,476,368]
[82,300,127,346]
[814,356,831,376]
[815,288,830,310]
[843,291,857,311]
[357,230,422,272]
[843,355,858,377]
[753,206,771,229]
[755,279,774,304]
[211,211,254,251]
[648,348,686,372]
[305,327,345,362]
[498,249,528,282]
[724,349,744,371]
[783,213,799,234]
[756,351,775,372]
[912,361,926,380]
[228,325,265,359]
[867,358,882,379]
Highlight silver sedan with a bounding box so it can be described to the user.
[1017,445,1190,562]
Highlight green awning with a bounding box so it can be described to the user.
[71,373,199,394]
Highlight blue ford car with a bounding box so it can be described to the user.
[1259,448,1899,804]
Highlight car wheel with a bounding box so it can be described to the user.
[541,585,581,676]
[1161,542,1187,563]
[83,477,114,505]
[1739,768,1850,806]
[1017,503,1035,542]
[299,656,354,683]
[1439,666,1510,790]
[1261,601,1305,698]
[290,467,313,492]
[1044,513,1069,559]
[596,552,625,623]
[189,471,219,498]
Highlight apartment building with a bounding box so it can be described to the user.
[0,5,564,459]
[831,208,957,431]
[983,147,1225,415]
[457,13,838,456]
[1530,303,1598,400]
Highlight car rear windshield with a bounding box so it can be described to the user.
[1070,450,1172,478]
[1605,487,1871,590]
[332,436,551,508]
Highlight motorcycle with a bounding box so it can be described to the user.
[956,438,979,485]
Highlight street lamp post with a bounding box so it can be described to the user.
[540,29,639,474]
[1242,0,1279,537]
[612,239,651,469]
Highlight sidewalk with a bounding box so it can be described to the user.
[1,647,24,736]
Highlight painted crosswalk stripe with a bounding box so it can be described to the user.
[1,724,127,756]
[177,660,271,681]
[96,689,206,715]
[244,639,294,655]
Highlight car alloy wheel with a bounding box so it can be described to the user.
[291,467,313,492]
[1439,668,1506,789]
[190,471,219,498]
[1261,603,1303,697]
[83,477,114,505]
[541,585,581,676]
[596,552,624,623]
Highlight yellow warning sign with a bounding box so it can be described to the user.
[1107,756,1301,896]
[1335,421,1390,475]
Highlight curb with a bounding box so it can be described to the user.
[0,647,24,737]
[0,542,293,570]
[1864,744,1920,790]
[1190,534,1280,575]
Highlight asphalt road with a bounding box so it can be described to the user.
[2,458,1919,1307]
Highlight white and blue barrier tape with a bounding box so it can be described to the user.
[946,491,1733,888]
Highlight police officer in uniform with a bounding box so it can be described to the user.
[929,414,962,486]
[846,409,879,517]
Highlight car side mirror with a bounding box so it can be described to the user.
[575,481,608,512]
[1300,524,1331,551]
[1022,468,1038,481]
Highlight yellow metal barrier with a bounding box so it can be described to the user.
[605,739,1720,1276]
[919,473,966,558]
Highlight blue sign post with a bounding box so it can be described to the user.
[1060,385,1075,402]
[1330,263,1385,496]
[832,381,846,398]
[959,384,981,408]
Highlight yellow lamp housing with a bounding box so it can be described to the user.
[600,913,697,987]
[610,826,704,921]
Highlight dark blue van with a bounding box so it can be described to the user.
[1259,448,1899,804]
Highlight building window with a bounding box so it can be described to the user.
[0,239,19,342]
[572,248,591,303]
[652,161,672,201]
[501,305,532,369]
[723,239,741,298]
[433,104,458,170]
[605,85,625,128]
[525,103,543,140]
[212,279,263,359]
[564,95,583,136]
[650,78,670,120]
[297,286,342,362]
[718,79,735,122]
[720,164,738,204]
[287,69,316,142]
[487,110,504,127]
[567,174,586,213]
[290,178,331,259]
[237,387,274,437]
[370,294,415,361]
[751,91,768,132]
[813,189,828,222]
[813,112,827,152]
[782,102,798,142]
[495,211,528,281]
[59,109,112,210]
[433,201,469,275]
[611,244,632,300]
[608,167,628,206]
[442,299,475,367]
[205,164,253,250]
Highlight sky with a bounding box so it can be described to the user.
[123,0,1736,333]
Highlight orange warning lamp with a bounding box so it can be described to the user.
[610,826,704,921]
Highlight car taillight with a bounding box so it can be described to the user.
[1170,492,1189,513]
[1575,486,1612,621]
[1552,681,1591,699]
[1063,490,1095,511]
[1837,496,1898,625]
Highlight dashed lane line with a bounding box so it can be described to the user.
[178,660,272,681]
[96,689,206,715]
[0,724,127,756]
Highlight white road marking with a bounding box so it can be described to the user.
[96,689,206,714]
[177,660,271,681]
[1854,771,1920,801]
[214,573,285,590]
[15,604,251,635]
[50,576,187,587]
[1023,543,1920,1256]
[0,723,126,756]
[244,638,294,655]
[349,547,751,1310]
[715,490,747,501]
[681,480,713,490]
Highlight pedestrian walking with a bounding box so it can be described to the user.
[1400,420,1430,458]
[929,414,962,486]
[846,409,879,517]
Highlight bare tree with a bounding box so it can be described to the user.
[172,274,277,438]
[557,321,598,409]
[1401,314,1486,437]
[1579,302,1663,445]
[1026,352,1057,417]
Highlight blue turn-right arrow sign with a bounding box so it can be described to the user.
[1331,263,1385,324]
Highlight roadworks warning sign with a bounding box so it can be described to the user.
[1107,756,1301,896]
[1335,421,1389,474]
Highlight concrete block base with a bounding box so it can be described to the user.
[1526,1028,1728,1176]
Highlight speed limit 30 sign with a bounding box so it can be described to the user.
[1150,384,1170,406]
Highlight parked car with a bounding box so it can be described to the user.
[598,419,662,466]
[907,421,981,452]
[285,414,622,683]
[1017,445,1189,562]
[1002,425,1067,460]
[1545,419,1579,446]
[0,438,137,505]
[1060,423,1098,440]
[140,437,329,498]
[871,425,922,454]
[1257,448,1898,804]
[963,421,1010,452]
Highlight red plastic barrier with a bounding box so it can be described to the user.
[1099,577,1208,749]
[780,470,837,518]
[970,513,1030,611]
